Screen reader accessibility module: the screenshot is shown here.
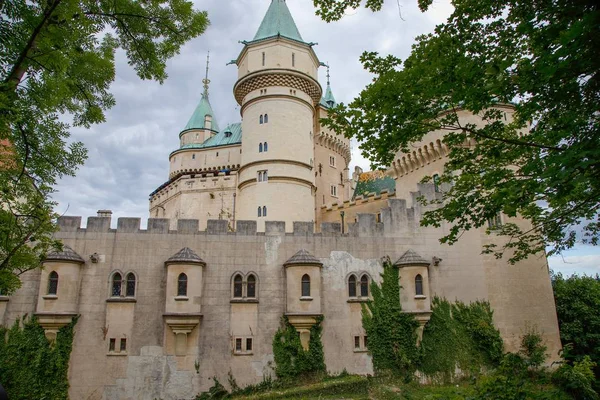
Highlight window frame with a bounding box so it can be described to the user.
[301,274,311,297]
[415,274,424,297]
[125,272,136,297]
[47,271,59,295]
[347,272,371,301]
[233,274,243,298]
[111,272,122,297]
[231,272,259,301]
[177,273,188,297]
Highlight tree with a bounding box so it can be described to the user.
[552,273,600,385]
[0,1,208,294]
[361,257,419,376]
[314,0,599,263]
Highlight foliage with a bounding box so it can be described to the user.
[272,315,326,379]
[196,377,229,400]
[361,256,419,377]
[0,0,209,294]
[419,297,503,381]
[552,273,600,382]
[315,0,600,263]
[0,316,77,400]
[519,328,548,370]
[552,356,599,400]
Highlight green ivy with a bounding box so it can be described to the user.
[419,297,503,381]
[272,315,325,379]
[361,257,419,377]
[0,316,77,400]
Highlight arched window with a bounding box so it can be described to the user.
[264,114,268,123]
[259,115,264,124]
[112,273,122,297]
[259,143,263,153]
[262,206,267,217]
[415,274,424,296]
[258,207,262,217]
[233,274,243,298]
[126,273,136,297]
[348,275,357,297]
[178,273,188,297]
[264,142,268,152]
[48,271,59,295]
[301,274,310,297]
[262,52,265,66]
[360,274,369,297]
[433,174,440,192]
[247,274,256,298]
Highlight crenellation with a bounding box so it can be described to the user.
[320,222,341,236]
[87,216,111,232]
[265,221,286,235]
[117,217,141,233]
[293,221,314,236]
[147,218,170,233]
[58,216,82,232]
[207,219,228,234]
[236,220,257,235]
[177,219,199,234]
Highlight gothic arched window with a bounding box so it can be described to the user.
[126,273,136,297]
[259,115,264,124]
[264,142,268,152]
[48,271,59,295]
[415,274,424,296]
[264,114,268,123]
[177,273,188,297]
[301,274,310,297]
[360,274,369,297]
[112,273,122,297]
[247,274,256,298]
[258,207,262,217]
[259,142,263,152]
[348,274,357,297]
[233,274,243,298]
[262,206,267,217]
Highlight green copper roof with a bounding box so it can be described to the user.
[178,122,242,151]
[182,93,220,133]
[353,171,396,199]
[253,0,304,43]
[319,84,337,108]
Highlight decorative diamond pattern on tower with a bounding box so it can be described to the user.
[165,247,206,265]
[45,245,85,264]
[284,249,322,266]
[393,249,430,267]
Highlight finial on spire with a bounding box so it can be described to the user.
[202,52,211,97]
[326,62,331,86]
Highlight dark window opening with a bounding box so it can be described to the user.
[264,142,268,152]
[301,274,310,297]
[415,274,424,296]
[354,336,360,349]
[126,273,136,297]
[264,114,268,123]
[112,273,122,297]
[233,274,243,298]
[259,115,263,124]
[235,338,242,351]
[348,275,357,297]
[360,275,369,297]
[247,274,256,298]
[120,338,127,352]
[246,338,253,352]
[262,206,267,217]
[178,273,188,297]
[48,271,59,295]
[433,174,440,192]
[109,338,116,352]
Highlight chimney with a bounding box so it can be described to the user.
[97,210,112,218]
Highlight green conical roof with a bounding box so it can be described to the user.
[183,92,219,133]
[320,84,337,108]
[253,0,304,43]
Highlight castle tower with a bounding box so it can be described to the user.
[233,0,322,231]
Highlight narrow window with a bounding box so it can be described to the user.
[376,213,382,223]
[433,174,440,192]
[260,115,263,124]
[262,206,267,217]
[264,142,268,152]
[48,271,59,295]
[262,52,265,66]
[192,154,196,160]
[364,336,368,348]
[120,338,127,352]
[235,338,242,352]
[415,274,424,296]
[233,274,243,298]
[360,275,369,297]
[259,142,263,153]
[216,152,219,157]
[246,338,253,352]
[354,336,360,349]
[258,207,262,217]
[112,273,122,297]
[126,273,136,297]
[488,213,502,229]
[247,274,256,298]
[301,274,310,297]
[292,53,295,67]
[264,114,268,123]
[257,171,262,182]
[348,275,357,297]
[109,338,116,352]
[264,170,268,181]
[178,273,188,297]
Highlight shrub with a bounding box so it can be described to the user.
[552,356,599,400]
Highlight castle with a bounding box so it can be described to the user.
[0,1,561,399]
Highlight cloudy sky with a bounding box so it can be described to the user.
[52,0,598,276]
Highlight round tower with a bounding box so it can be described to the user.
[234,0,322,231]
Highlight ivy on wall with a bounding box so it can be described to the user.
[361,257,419,376]
[0,316,77,400]
[419,297,503,381]
[272,315,325,379]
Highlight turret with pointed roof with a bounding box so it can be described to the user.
[252,0,305,44]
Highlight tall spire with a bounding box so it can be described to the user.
[202,52,210,97]
[326,63,331,86]
[320,62,336,109]
[253,0,304,43]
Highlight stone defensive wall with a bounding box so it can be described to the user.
[150,171,236,205]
